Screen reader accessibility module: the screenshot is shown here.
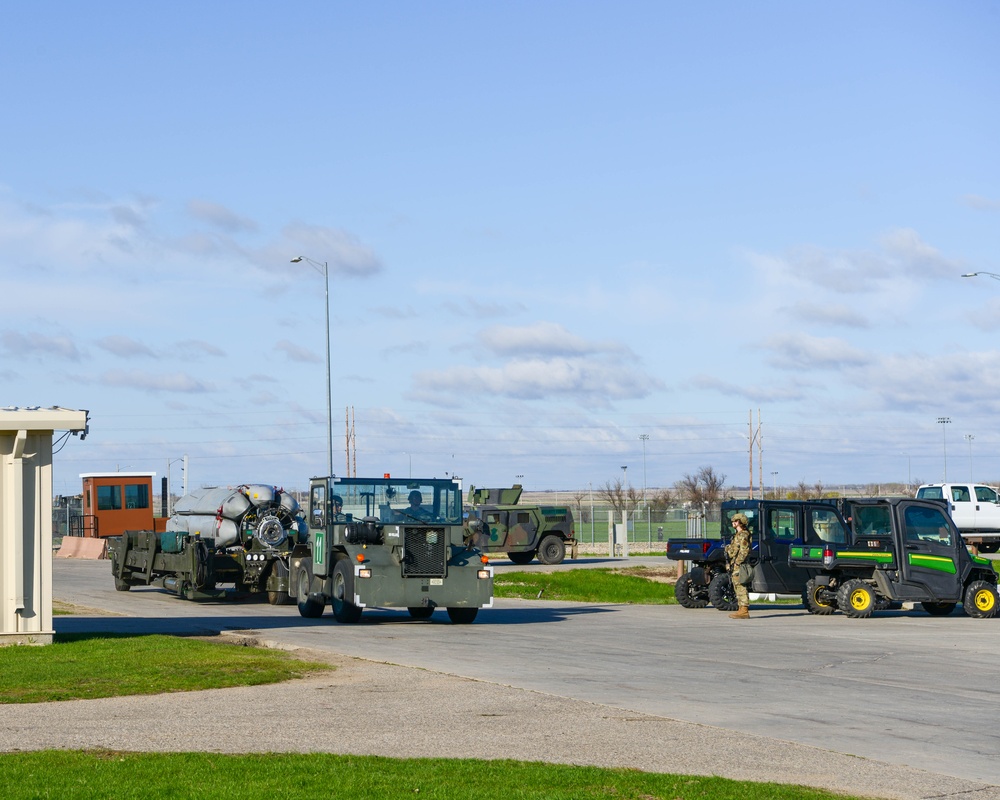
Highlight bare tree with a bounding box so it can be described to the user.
[597,479,627,516]
[572,490,588,524]
[649,487,675,510]
[675,466,727,507]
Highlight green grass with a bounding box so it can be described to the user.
[495,568,677,604]
[0,751,867,800]
[0,634,331,703]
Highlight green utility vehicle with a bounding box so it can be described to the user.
[466,484,576,564]
[789,496,999,618]
[291,476,494,624]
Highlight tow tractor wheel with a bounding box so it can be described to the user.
[837,579,875,618]
[446,607,478,624]
[407,606,435,619]
[708,573,738,611]
[803,578,836,615]
[964,580,999,619]
[674,572,710,609]
[331,557,363,624]
[296,566,324,619]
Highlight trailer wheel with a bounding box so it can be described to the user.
[536,535,566,565]
[507,551,535,565]
[978,542,1000,554]
[674,573,709,608]
[408,606,435,619]
[803,578,836,615]
[921,601,956,616]
[331,558,363,623]
[837,579,875,618]
[964,580,999,619]
[268,590,295,606]
[447,607,478,624]
[708,573,738,611]
[295,565,324,619]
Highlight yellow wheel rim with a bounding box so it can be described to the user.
[975,589,995,612]
[851,590,868,610]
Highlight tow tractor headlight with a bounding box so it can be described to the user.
[477,569,491,580]
[358,568,372,579]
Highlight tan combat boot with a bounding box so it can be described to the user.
[728,605,750,619]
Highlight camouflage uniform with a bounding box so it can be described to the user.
[725,522,752,615]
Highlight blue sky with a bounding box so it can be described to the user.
[3,1,999,498]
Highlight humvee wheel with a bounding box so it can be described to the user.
[331,558,363,623]
[446,607,478,624]
[921,601,956,616]
[537,535,566,565]
[408,606,435,619]
[296,565,325,619]
[507,551,535,565]
[837,579,875,618]
[964,580,999,619]
[708,573,738,611]
[803,578,836,615]
[674,573,709,609]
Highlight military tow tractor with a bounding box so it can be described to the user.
[108,484,305,603]
[668,499,834,610]
[790,496,999,618]
[466,484,576,565]
[291,476,494,624]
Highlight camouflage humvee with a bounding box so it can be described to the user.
[467,485,576,565]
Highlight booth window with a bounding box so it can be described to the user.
[124,483,149,510]
[97,485,122,511]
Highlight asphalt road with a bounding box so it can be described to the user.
[19,556,1000,800]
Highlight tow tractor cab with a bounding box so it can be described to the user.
[291,475,494,624]
[790,496,999,618]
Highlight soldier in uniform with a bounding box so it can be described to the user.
[726,512,752,619]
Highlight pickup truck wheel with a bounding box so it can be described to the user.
[507,551,535,565]
[963,580,999,618]
[537,535,566,565]
[296,565,325,619]
[803,578,836,615]
[708,573,738,611]
[331,558,363,623]
[446,607,478,624]
[837,579,875,618]
[674,573,709,608]
[921,601,956,616]
[407,606,435,619]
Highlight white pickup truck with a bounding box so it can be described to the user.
[915,483,1000,553]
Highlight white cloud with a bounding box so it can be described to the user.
[97,370,214,393]
[477,321,630,358]
[761,333,871,370]
[95,335,157,359]
[187,199,258,233]
[274,340,322,364]
[1,331,83,361]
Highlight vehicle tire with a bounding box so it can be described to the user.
[921,601,957,616]
[803,578,836,615]
[407,606,435,619]
[113,577,131,592]
[536,535,566,565]
[978,542,1000,554]
[296,564,324,619]
[507,551,535,565]
[267,590,295,605]
[837,579,875,618]
[331,558,363,623]
[446,607,478,624]
[708,573,738,611]
[963,580,999,619]
[674,573,709,609]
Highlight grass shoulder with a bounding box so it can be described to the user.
[0,633,333,704]
[0,751,869,800]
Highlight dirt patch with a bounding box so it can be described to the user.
[613,566,678,585]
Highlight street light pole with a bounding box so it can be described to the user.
[770,471,778,498]
[937,417,951,481]
[291,256,333,478]
[965,434,975,481]
[638,434,649,535]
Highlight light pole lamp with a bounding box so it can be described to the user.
[962,272,1000,282]
[291,256,333,478]
[965,434,975,481]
